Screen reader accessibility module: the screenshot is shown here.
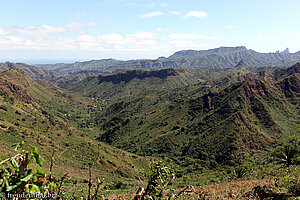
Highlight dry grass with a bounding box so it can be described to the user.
[191,179,271,199]
[101,177,299,200]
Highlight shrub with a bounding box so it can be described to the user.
[230,165,249,179]
[41,110,48,115]
[15,110,21,115]
[0,142,47,194]
[7,126,17,134]
[0,142,71,199]
[134,161,176,200]
[271,137,299,166]
[286,178,300,196]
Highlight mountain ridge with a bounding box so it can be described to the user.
[35,46,300,75]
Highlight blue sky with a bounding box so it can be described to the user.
[0,0,299,63]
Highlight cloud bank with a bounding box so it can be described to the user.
[0,22,221,59]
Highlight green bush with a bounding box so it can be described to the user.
[271,137,299,166]
[230,165,250,179]
[0,142,48,195]
[135,161,176,200]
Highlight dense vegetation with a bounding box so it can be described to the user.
[0,54,299,199]
[0,69,150,194]
[89,64,299,167]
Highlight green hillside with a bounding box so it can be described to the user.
[69,68,202,104]
[90,64,300,167]
[0,63,299,199]
[0,68,150,186]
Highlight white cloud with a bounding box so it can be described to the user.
[170,11,181,15]
[0,22,95,36]
[139,11,163,18]
[0,30,161,52]
[156,27,168,32]
[184,11,208,18]
[0,23,222,59]
[0,25,66,36]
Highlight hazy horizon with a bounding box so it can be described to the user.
[1,45,298,65]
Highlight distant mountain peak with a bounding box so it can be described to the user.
[275,48,290,54]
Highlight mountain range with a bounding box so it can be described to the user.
[36,46,300,75]
[0,47,299,194]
